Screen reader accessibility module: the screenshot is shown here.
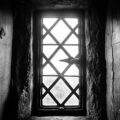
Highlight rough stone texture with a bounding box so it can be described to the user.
[11,1,33,119]
[31,0,88,8]
[0,0,114,120]
[0,1,13,120]
[10,0,107,120]
[105,12,113,120]
[87,5,107,120]
[106,0,120,120]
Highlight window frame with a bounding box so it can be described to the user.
[32,9,86,116]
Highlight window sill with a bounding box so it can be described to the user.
[31,116,88,120]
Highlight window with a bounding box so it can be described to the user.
[33,9,86,116]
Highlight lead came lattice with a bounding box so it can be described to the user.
[41,17,81,107]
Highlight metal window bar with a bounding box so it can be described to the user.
[32,10,86,116]
[39,17,82,109]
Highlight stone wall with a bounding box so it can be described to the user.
[11,1,32,120]
[87,4,107,120]
[106,0,120,120]
[10,0,107,120]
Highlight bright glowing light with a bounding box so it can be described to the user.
[43,18,58,29]
[51,20,71,43]
[42,17,80,106]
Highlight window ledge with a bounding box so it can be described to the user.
[31,116,88,120]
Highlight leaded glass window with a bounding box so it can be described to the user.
[33,10,86,116]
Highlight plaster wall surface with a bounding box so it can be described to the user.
[0,6,13,120]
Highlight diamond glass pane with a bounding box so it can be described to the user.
[43,34,56,44]
[51,79,71,104]
[43,58,46,65]
[43,18,58,29]
[64,34,78,44]
[64,65,79,76]
[43,28,46,35]
[43,94,57,106]
[43,45,58,58]
[51,20,71,43]
[41,17,81,107]
[43,76,57,88]
[76,89,79,95]
[63,46,79,57]
[75,28,78,34]
[65,94,79,106]
[42,88,46,94]
[64,18,78,29]
[51,49,69,73]
[64,77,79,89]
[43,64,57,75]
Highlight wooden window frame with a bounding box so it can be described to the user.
[32,9,86,116]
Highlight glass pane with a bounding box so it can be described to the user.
[43,58,46,65]
[64,77,79,89]
[51,79,71,104]
[43,45,58,58]
[64,65,79,76]
[65,95,79,106]
[43,18,58,29]
[43,28,46,35]
[51,20,71,43]
[51,49,68,73]
[43,34,56,44]
[76,89,79,95]
[75,28,78,34]
[43,94,57,106]
[42,88,46,94]
[64,18,78,29]
[63,46,79,57]
[43,76,57,88]
[43,64,57,75]
[41,17,81,107]
[64,34,78,44]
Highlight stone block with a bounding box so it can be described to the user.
[105,16,113,50]
[113,43,120,79]
[112,19,120,44]
[113,94,120,112]
[114,78,120,94]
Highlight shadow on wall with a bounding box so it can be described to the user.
[2,82,18,120]
[0,0,109,120]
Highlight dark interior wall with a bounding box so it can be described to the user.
[11,0,32,119]
[106,0,120,120]
[10,0,107,120]
[87,1,107,120]
[0,0,110,120]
